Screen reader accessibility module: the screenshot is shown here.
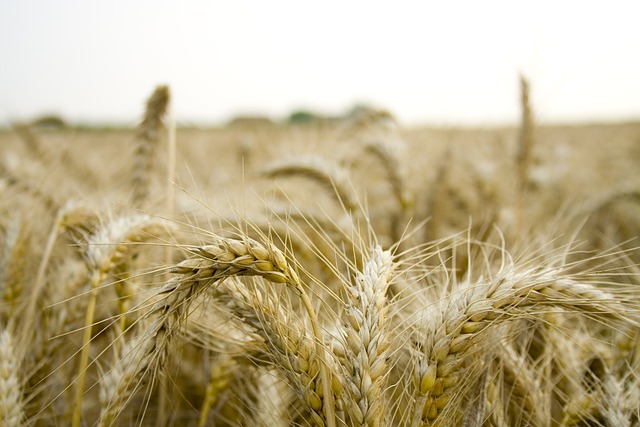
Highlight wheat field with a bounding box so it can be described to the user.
[0,84,639,426]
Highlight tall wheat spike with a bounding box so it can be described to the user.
[131,85,170,208]
[340,245,395,426]
[514,74,534,232]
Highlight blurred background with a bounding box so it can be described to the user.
[1,0,639,127]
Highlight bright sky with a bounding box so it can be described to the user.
[1,0,639,126]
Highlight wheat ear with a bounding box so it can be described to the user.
[485,373,509,427]
[131,85,170,208]
[0,169,59,213]
[24,259,89,421]
[363,139,413,242]
[0,328,25,427]
[425,148,451,241]
[21,203,98,351]
[261,155,360,214]
[197,354,237,427]
[340,245,395,426]
[514,74,534,231]
[190,240,336,427]
[497,342,548,426]
[561,349,637,426]
[165,91,177,219]
[460,370,488,427]
[516,75,534,190]
[99,236,336,427]
[208,277,330,425]
[0,168,60,216]
[362,139,407,209]
[72,215,168,427]
[412,266,628,425]
[599,374,631,427]
[0,216,30,319]
[250,368,292,427]
[12,122,44,158]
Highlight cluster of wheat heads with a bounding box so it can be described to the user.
[0,82,639,427]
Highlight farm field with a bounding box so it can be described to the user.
[0,86,639,426]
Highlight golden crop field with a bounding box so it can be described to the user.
[0,84,639,426]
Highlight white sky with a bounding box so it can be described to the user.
[1,0,639,126]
